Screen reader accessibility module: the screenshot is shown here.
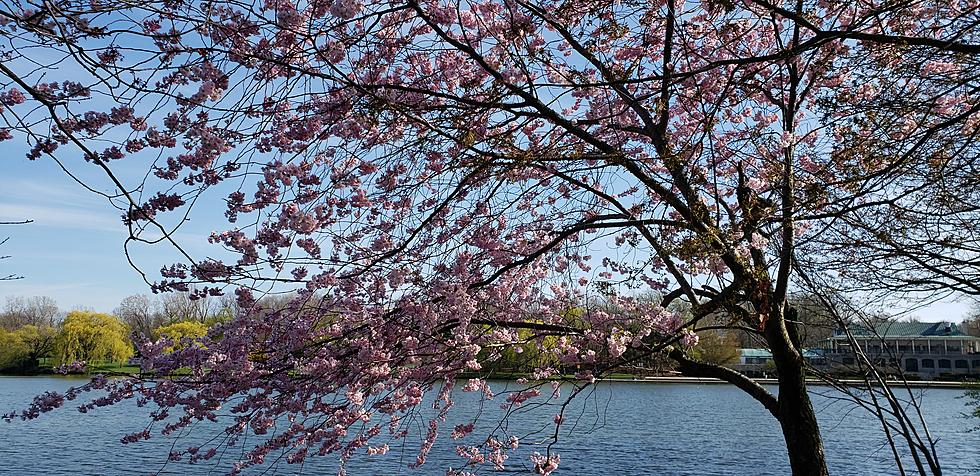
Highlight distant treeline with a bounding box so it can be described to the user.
[0,292,246,374]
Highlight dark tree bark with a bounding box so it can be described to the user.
[766,308,829,476]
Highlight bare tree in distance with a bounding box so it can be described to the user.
[960,302,980,337]
[158,291,225,323]
[116,291,238,338]
[1,296,60,329]
[113,294,165,340]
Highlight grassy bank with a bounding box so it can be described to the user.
[0,358,141,376]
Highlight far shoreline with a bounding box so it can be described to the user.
[604,375,976,389]
[3,372,975,389]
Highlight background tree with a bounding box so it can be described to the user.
[212,294,240,322]
[153,320,209,353]
[4,1,980,475]
[962,303,980,337]
[787,294,839,348]
[1,296,60,329]
[114,294,166,340]
[159,291,221,324]
[0,327,28,372]
[12,325,58,371]
[692,330,740,367]
[55,311,133,365]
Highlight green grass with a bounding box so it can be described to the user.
[84,362,141,374]
[32,357,141,376]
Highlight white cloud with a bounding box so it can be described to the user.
[0,202,123,233]
[0,177,92,203]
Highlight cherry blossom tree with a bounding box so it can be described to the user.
[3,0,980,474]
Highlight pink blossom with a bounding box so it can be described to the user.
[681,330,700,347]
[330,0,362,19]
[530,452,560,475]
[0,88,25,106]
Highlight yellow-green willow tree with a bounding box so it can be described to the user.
[56,311,133,365]
[0,327,28,370]
[153,320,209,353]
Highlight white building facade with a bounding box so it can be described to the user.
[822,321,980,379]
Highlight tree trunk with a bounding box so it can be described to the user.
[775,366,828,475]
[767,311,830,476]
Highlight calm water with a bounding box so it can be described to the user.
[0,376,978,475]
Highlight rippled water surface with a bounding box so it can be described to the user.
[1,376,978,475]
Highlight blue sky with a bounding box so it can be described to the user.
[0,141,221,311]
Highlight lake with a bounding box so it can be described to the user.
[0,376,977,475]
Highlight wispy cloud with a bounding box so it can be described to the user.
[0,202,122,233]
[0,177,92,204]
[0,176,126,233]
